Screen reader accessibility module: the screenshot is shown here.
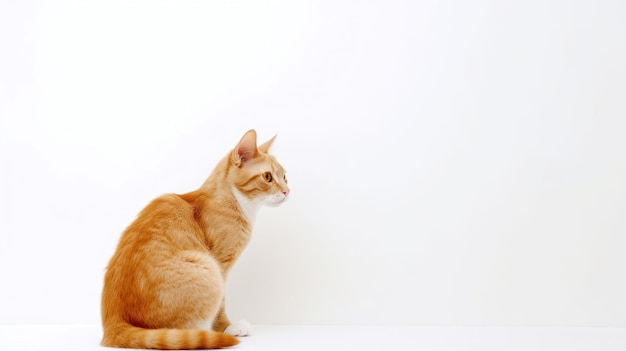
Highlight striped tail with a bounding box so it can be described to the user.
[102,324,239,350]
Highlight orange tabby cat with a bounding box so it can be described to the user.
[101,130,289,349]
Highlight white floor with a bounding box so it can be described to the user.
[1,324,625,351]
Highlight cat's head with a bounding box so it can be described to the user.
[228,129,289,207]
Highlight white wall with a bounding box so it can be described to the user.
[1,0,625,327]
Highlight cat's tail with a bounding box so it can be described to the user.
[102,323,239,349]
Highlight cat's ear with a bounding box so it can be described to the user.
[232,129,258,166]
[258,134,277,154]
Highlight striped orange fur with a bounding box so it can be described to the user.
[101,130,289,349]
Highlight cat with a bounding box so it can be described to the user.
[101,129,289,349]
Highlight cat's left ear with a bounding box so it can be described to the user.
[232,129,258,166]
[258,134,277,154]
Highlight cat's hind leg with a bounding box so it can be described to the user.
[142,250,224,329]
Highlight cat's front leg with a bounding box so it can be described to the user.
[225,320,251,337]
[212,300,251,336]
[212,302,230,332]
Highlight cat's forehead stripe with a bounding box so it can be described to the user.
[245,157,284,176]
[271,162,285,175]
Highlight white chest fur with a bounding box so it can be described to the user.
[232,187,264,223]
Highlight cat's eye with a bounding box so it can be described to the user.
[262,172,273,182]
[283,175,288,184]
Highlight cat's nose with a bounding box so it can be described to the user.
[283,190,289,196]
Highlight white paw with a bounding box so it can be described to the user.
[224,320,252,337]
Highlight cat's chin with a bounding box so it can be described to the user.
[266,201,284,208]
[265,195,288,207]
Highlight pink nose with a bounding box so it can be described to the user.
[283,191,289,196]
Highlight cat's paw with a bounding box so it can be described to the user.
[224,320,252,337]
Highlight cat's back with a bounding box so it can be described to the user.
[108,193,207,268]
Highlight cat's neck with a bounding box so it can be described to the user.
[201,156,264,224]
[232,187,263,223]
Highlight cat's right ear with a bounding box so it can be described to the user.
[232,129,258,166]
